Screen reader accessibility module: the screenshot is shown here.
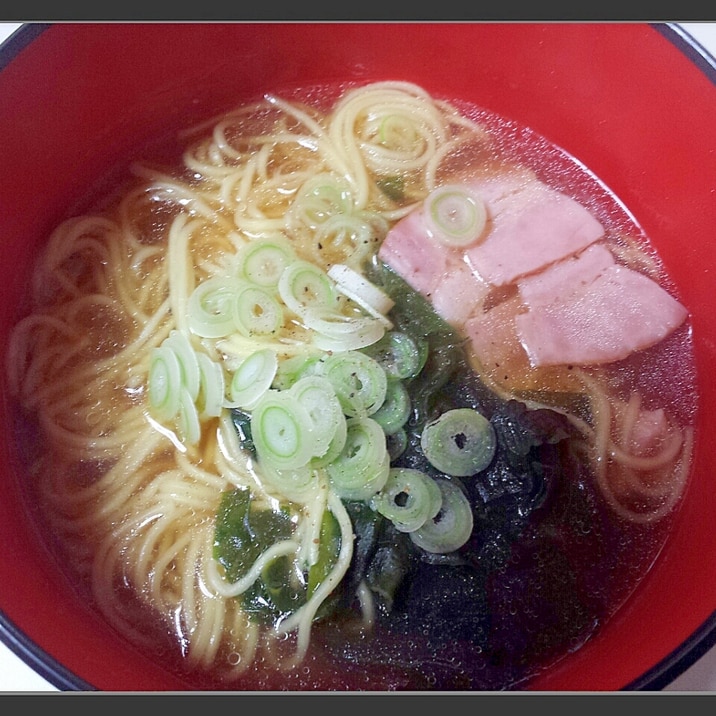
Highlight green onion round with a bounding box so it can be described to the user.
[289,375,346,460]
[371,468,443,533]
[251,390,317,470]
[379,114,420,150]
[290,172,353,230]
[409,478,474,553]
[272,353,322,391]
[318,350,388,418]
[307,309,386,353]
[259,463,320,504]
[196,352,225,418]
[177,386,201,446]
[425,184,487,248]
[363,330,424,380]
[420,407,496,477]
[326,417,390,501]
[148,344,183,421]
[187,276,243,338]
[226,348,278,410]
[310,414,348,469]
[236,236,297,288]
[233,284,284,338]
[162,330,201,401]
[278,260,337,317]
[371,379,411,435]
[327,263,395,320]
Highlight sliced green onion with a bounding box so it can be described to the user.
[259,463,320,504]
[314,214,382,270]
[310,413,348,469]
[149,333,221,442]
[288,375,346,460]
[371,379,411,435]
[326,417,390,501]
[162,330,201,401]
[233,284,284,337]
[306,308,386,353]
[251,390,317,470]
[301,306,379,336]
[425,184,487,248]
[362,330,424,380]
[317,350,388,418]
[409,478,474,553]
[177,385,201,446]
[148,344,183,421]
[371,468,443,533]
[187,275,243,338]
[196,352,225,418]
[420,407,497,477]
[327,263,395,323]
[379,114,419,150]
[226,348,278,410]
[272,353,323,391]
[312,327,384,353]
[290,172,353,230]
[236,236,297,288]
[278,260,337,317]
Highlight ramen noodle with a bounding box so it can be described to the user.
[6,81,697,690]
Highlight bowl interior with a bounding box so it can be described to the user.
[1,22,716,691]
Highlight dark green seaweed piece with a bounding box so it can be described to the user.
[365,259,463,343]
[489,399,576,473]
[213,488,348,625]
[219,258,597,672]
[213,488,294,581]
[378,558,491,656]
[307,508,342,597]
[229,408,256,457]
[365,522,414,615]
[213,488,303,624]
[308,508,343,619]
[337,500,385,609]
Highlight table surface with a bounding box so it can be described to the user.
[1,20,715,694]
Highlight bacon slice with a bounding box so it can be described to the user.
[377,173,687,371]
[378,206,489,326]
[465,177,606,286]
[517,242,615,309]
[377,208,448,297]
[429,258,490,325]
[515,265,688,367]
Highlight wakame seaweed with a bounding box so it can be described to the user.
[216,259,592,648]
[229,408,256,457]
[343,262,591,652]
[213,488,299,623]
[213,488,345,626]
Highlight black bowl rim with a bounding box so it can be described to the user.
[0,20,715,693]
[0,609,94,691]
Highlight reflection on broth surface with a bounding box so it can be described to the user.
[6,81,696,690]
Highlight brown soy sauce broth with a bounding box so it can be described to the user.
[9,82,698,691]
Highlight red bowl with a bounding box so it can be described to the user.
[1,22,715,692]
